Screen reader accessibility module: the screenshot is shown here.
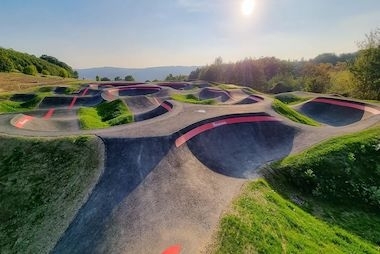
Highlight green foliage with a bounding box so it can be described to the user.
[349,29,380,100]
[270,127,380,210]
[171,93,216,105]
[0,47,74,77]
[96,75,100,81]
[41,69,50,75]
[0,94,42,113]
[124,75,135,81]
[78,99,134,129]
[40,54,74,77]
[213,179,379,253]
[100,77,110,81]
[272,99,320,126]
[0,135,101,253]
[23,64,38,76]
[275,94,311,105]
[165,73,187,81]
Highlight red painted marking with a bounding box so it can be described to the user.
[43,108,55,119]
[161,102,172,112]
[162,245,181,254]
[313,98,380,114]
[15,115,34,128]
[68,96,78,109]
[175,115,279,147]
[81,88,89,96]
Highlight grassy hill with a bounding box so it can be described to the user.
[210,126,380,253]
[0,47,75,78]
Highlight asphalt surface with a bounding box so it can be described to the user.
[1,83,379,254]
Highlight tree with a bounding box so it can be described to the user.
[100,77,111,81]
[350,28,380,100]
[0,54,14,72]
[73,71,79,79]
[96,75,100,81]
[23,65,38,76]
[125,75,135,81]
[114,76,122,81]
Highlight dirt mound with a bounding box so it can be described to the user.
[298,97,379,126]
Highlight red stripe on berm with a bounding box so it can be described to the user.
[68,96,78,109]
[81,88,89,96]
[43,108,55,119]
[175,115,279,147]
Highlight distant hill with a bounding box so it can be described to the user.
[76,66,199,82]
[0,47,75,78]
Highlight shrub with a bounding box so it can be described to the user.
[23,65,38,76]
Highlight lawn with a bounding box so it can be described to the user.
[171,93,216,105]
[78,99,134,129]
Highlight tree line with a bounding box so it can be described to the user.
[189,29,380,100]
[0,47,77,78]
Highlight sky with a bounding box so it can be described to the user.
[0,0,379,69]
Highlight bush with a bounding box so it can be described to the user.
[41,70,50,75]
[23,65,38,76]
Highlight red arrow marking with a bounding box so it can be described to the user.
[175,115,279,147]
[15,115,34,128]
[162,245,181,254]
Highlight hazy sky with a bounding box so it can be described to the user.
[1,0,379,68]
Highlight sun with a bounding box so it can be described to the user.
[241,0,255,16]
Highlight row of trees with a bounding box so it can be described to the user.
[95,75,135,82]
[0,47,77,78]
[189,29,380,100]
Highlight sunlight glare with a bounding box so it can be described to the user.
[241,0,255,16]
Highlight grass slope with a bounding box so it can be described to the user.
[275,93,311,105]
[211,127,380,253]
[213,179,378,253]
[171,93,216,105]
[0,135,103,254]
[272,99,320,126]
[78,99,134,129]
[0,72,87,93]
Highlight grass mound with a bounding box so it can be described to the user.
[171,93,216,105]
[211,127,380,252]
[272,99,320,126]
[275,93,311,105]
[78,99,134,129]
[212,179,379,253]
[270,127,380,211]
[0,135,102,254]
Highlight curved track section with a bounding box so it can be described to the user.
[299,97,380,126]
[199,88,231,102]
[178,113,297,178]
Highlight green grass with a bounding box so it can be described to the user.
[78,99,134,129]
[269,127,380,211]
[212,179,379,253]
[272,99,320,126]
[275,93,311,105]
[171,93,216,105]
[211,127,380,253]
[0,135,102,254]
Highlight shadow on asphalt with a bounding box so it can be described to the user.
[52,136,173,254]
[186,121,297,178]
